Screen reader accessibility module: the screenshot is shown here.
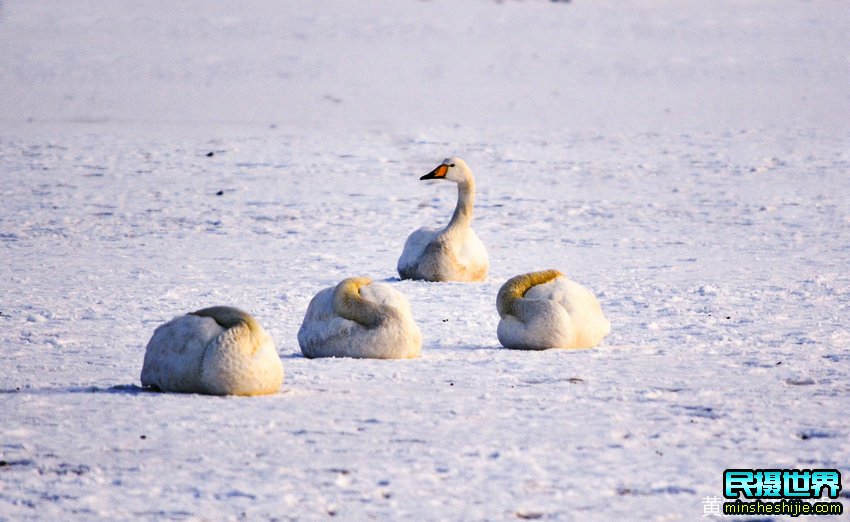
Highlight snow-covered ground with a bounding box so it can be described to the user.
[1,1,849,520]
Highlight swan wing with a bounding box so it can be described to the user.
[298,287,363,357]
[527,277,610,348]
[141,314,223,392]
[200,321,283,396]
[398,227,439,276]
[498,298,571,350]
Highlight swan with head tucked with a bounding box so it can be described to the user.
[298,277,422,359]
[141,306,283,396]
[497,270,610,350]
[398,157,489,282]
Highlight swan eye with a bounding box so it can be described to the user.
[449,163,455,167]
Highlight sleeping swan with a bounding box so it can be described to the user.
[398,157,489,282]
[497,270,610,350]
[298,277,422,359]
[141,306,283,396]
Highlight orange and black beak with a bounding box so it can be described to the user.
[420,164,448,180]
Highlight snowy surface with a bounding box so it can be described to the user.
[1,1,849,520]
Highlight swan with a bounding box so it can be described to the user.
[397,157,489,282]
[298,277,422,359]
[141,306,283,396]
[496,270,611,350]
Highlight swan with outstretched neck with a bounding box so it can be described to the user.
[398,157,489,282]
[497,270,610,350]
[298,277,422,359]
[141,306,283,395]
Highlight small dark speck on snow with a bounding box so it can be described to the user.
[216,190,224,196]
[785,378,815,386]
[206,151,214,157]
[799,430,831,440]
[56,463,89,476]
[0,459,34,469]
[516,512,544,520]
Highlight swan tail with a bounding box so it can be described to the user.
[496,269,563,318]
[332,277,386,327]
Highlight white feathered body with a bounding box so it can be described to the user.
[141,310,283,396]
[298,281,422,359]
[498,275,610,350]
[398,225,489,282]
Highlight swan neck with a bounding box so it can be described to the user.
[447,178,475,231]
[190,306,260,334]
[332,278,389,327]
[496,270,563,318]
[190,306,264,355]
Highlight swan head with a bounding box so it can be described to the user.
[420,157,471,183]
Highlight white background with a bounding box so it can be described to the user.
[1,1,848,519]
